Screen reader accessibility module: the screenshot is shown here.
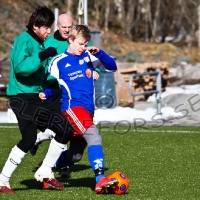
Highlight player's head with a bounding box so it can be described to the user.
[67,24,91,56]
[26,6,54,41]
[57,14,73,39]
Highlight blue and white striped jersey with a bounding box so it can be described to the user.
[48,49,117,114]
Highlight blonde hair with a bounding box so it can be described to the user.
[68,24,91,42]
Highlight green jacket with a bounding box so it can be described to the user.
[44,30,92,54]
[7,30,50,95]
[44,31,69,54]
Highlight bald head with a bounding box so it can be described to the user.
[57,14,73,39]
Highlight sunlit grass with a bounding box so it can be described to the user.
[0,125,200,199]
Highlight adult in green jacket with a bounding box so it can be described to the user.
[45,13,73,54]
[45,13,92,54]
[0,6,73,194]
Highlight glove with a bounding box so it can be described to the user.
[39,47,58,61]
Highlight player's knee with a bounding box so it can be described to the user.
[71,154,83,163]
[83,125,102,146]
[85,132,102,146]
[90,134,102,145]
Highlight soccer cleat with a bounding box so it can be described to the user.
[0,180,15,194]
[30,142,42,156]
[95,176,119,194]
[59,166,71,178]
[34,171,64,189]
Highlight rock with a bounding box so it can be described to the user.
[169,63,200,85]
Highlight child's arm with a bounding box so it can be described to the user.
[87,46,117,72]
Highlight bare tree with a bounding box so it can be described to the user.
[117,0,137,39]
[104,0,110,32]
[94,0,103,28]
[152,0,161,42]
[198,3,200,47]
[66,0,73,16]
[125,0,136,39]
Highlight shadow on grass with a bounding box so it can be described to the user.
[71,164,108,173]
[19,177,95,191]
[17,179,44,191]
[32,164,108,173]
[66,177,95,190]
[68,164,91,172]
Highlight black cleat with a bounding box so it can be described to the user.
[59,166,71,179]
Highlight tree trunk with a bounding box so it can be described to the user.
[198,4,200,48]
[66,0,73,16]
[152,0,161,42]
[104,0,110,32]
[126,0,135,38]
[94,1,101,28]
[145,0,150,42]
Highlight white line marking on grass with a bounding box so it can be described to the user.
[132,129,200,133]
[1,126,199,134]
[99,129,200,133]
[0,126,18,128]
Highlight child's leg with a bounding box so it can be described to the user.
[83,125,105,181]
[83,125,118,193]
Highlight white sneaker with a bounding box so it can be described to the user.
[34,171,64,189]
[34,171,54,182]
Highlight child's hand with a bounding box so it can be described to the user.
[39,92,47,100]
[93,71,100,80]
[87,46,100,54]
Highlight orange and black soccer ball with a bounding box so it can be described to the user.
[107,171,129,195]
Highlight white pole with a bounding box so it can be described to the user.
[54,8,59,32]
[84,0,88,25]
[78,0,84,24]
[198,5,200,48]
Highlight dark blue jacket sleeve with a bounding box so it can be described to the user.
[94,50,117,71]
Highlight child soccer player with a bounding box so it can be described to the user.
[39,24,118,194]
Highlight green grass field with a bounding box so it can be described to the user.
[1,124,200,200]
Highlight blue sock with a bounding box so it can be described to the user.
[96,174,105,183]
[88,145,105,183]
[55,150,73,168]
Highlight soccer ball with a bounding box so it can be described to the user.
[106,171,129,195]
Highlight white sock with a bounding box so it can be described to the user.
[37,138,66,175]
[36,129,56,144]
[0,145,26,181]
